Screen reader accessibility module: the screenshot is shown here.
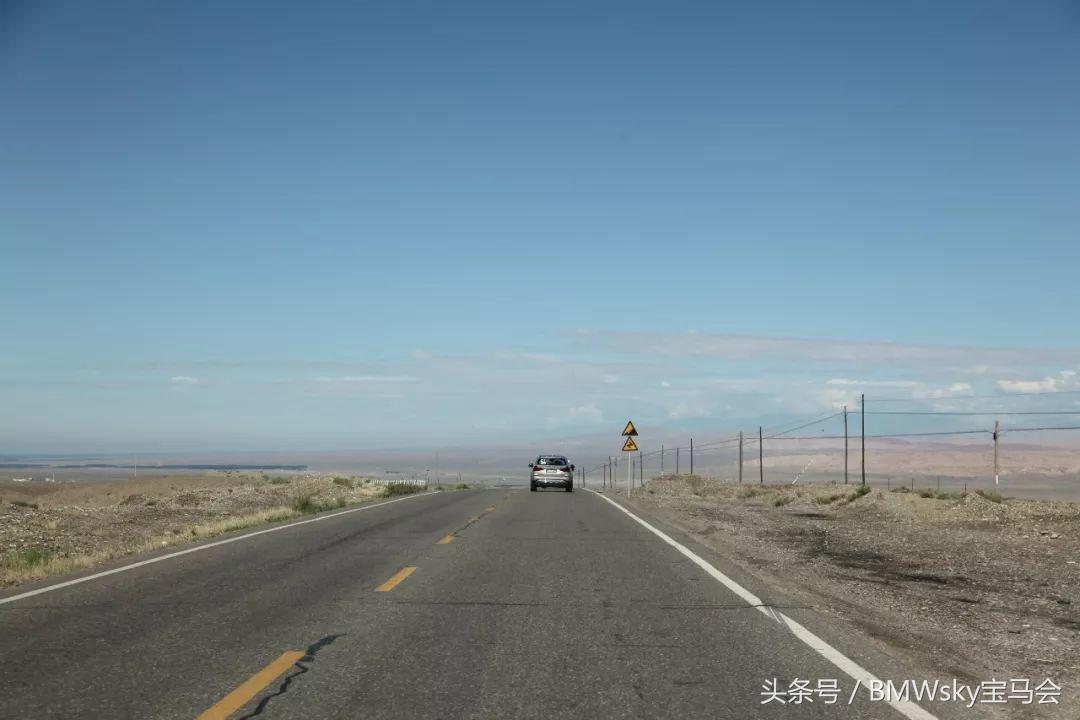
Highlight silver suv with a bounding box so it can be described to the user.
[529,455,574,492]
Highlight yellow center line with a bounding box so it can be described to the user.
[375,566,417,592]
[436,503,498,546]
[196,650,305,720]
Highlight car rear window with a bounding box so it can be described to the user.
[537,457,566,466]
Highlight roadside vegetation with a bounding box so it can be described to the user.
[0,473,431,587]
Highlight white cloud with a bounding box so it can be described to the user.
[314,375,417,383]
[997,370,1080,394]
[169,376,200,385]
[601,374,618,384]
[660,380,671,388]
[576,330,1080,368]
[818,379,974,408]
[547,404,605,427]
[668,401,711,420]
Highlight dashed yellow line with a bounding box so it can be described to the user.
[375,566,417,592]
[437,504,497,546]
[196,650,305,720]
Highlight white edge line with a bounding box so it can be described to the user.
[588,490,938,720]
[0,491,439,606]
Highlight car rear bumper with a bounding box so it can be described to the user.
[532,475,572,488]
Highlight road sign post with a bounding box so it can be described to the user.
[621,421,639,499]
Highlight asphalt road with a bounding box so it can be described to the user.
[0,487,937,719]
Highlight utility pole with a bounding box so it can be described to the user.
[639,451,643,486]
[738,431,743,483]
[435,452,440,487]
[660,445,664,475]
[993,420,1000,486]
[843,405,849,485]
[690,438,694,476]
[676,447,680,475]
[758,427,764,484]
[860,393,866,486]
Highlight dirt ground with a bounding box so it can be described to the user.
[617,476,1080,719]
[0,472,416,586]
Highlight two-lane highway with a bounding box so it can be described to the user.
[0,487,936,719]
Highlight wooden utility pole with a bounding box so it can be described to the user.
[843,405,849,485]
[993,420,1000,486]
[676,447,680,475]
[639,451,644,485]
[860,393,866,486]
[690,438,694,476]
[738,431,743,483]
[758,426,764,484]
[660,445,664,475]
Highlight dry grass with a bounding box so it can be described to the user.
[0,478,400,587]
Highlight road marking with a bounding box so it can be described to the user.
[0,491,439,606]
[196,650,305,720]
[588,490,938,720]
[436,533,455,545]
[375,566,417,592]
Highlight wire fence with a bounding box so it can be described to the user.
[577,393,1080,500]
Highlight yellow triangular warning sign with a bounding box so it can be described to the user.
[622,437,638,452]
[621,420,638,436]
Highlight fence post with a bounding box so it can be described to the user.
[860,393,866,486]
[759,426,764,484]
[843,404,849,485]
[993,419,1000,486]
[738,431,743,483]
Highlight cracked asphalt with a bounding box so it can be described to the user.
[0,488,939,719]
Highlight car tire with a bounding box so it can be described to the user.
[566,482,573,493]
[530,482,537,492]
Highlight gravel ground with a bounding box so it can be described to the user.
[0,473,415,585]
[618,476,1080,719]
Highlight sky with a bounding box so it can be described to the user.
[2,0,1080,454]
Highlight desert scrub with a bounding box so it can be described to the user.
[975,489,1004,503]
[382,483,424,497]
[3,548,52,571]
[269,477,291,485]
[10,500,39,509]
[333,476,354,489]
[292,494,317,513]
[455,483,469,490]
[773,495,793,507]
[815,493,845,504]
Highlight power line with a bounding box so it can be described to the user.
[1003,425,1080,433]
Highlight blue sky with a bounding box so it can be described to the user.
[2,0,1079,453]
